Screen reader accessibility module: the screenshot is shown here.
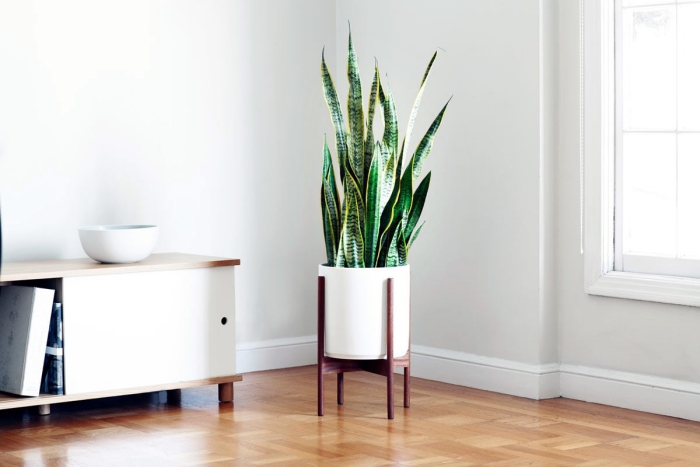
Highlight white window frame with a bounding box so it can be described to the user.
[584,0,700,307]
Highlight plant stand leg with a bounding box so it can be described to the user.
[387,278,394,420]
[318,276,325,417]
[218,382,233,403]
[404,367,410,408]
[337,373,344,405]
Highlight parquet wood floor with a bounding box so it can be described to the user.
[1,365,700,466]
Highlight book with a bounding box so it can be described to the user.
[41,303,64,395]
[0,286,56,396]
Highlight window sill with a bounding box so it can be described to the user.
[587,271,700,308]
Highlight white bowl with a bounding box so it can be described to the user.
[78,225,159,264]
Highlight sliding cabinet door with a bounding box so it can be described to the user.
[63,267,236,394]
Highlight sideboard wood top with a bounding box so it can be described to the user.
[0,253,240,282]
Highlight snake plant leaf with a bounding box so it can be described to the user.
[378,148,404,246]
[336,228,346,267]
[364,142,382,266]
[405,171,431,241]
[323,136,341,219]
[322,137,341,266]
[412,97,452,182]
[386,238,399,267]
[343,187,365,268]
[397,226,407,266]
[375,215,402,267]
[379,141,394,213]
[378,80,399,160]
[364,63,380,192]
[346,170,365,237]
[404,51,438,159]
[321,47,348,182]
[396,156,415,231]
[407,221,424,252]
[321,188,336,266]
[323,179,341,261]
[385,224,406,267]
[347,30,365,189]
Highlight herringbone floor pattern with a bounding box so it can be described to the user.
[1,366,700,466]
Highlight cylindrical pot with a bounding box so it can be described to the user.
[319,264,410,359]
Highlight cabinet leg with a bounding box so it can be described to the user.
[37,404,51,416]
[337,373,344,405]
[167,389,181,405]
[218,382,234,403]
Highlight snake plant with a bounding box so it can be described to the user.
[321,30,450,268]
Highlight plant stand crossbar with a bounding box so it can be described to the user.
[317,276,410,420]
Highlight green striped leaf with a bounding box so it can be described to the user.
[364,142,382,266]
[405,172,431,241]
[407,222,424,252]
[379,142,394,213]
[385,224,406,267]
[321,48,348,182]
[346,171,365,238]
[412,97,451,183]
[404,52,437,159]
[379,139,391,169]
[397,226,407,266]
[323,180,341,260]
[336,228,346,267]
[347,30,364,189]
[377,148,404,247]
[375,216,401,267]
[343,187,365,268]
[322,137,341,266]
[363,63,380,192]
[378,80,399,160]
[323,137,341,224]
[321,188,336,266]
[396,157,414,231]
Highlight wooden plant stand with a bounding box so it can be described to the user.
[317,276,410,420]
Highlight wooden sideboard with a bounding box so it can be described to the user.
[0,252,241,414]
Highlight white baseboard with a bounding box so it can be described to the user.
[235,338,700,422]
[411,345,560,400]
[235,338,560,400]
[560,364,700,422]
[236,335,316,374]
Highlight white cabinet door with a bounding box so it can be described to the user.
[63,267,236,395]
[178,267,237,381]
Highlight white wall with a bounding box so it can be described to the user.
[0,0,334,348]
[336,0,555,368]
[557,1,700,384]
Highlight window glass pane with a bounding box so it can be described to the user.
[623,133,677,256]
[623,0,674,6]
[678,4,700,131]
[678,134,700,258]
[622,6,676,131]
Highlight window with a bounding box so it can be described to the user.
[584,0,700,307]
[615,0,700,279]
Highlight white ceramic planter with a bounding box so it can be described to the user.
[319,264,410,360]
